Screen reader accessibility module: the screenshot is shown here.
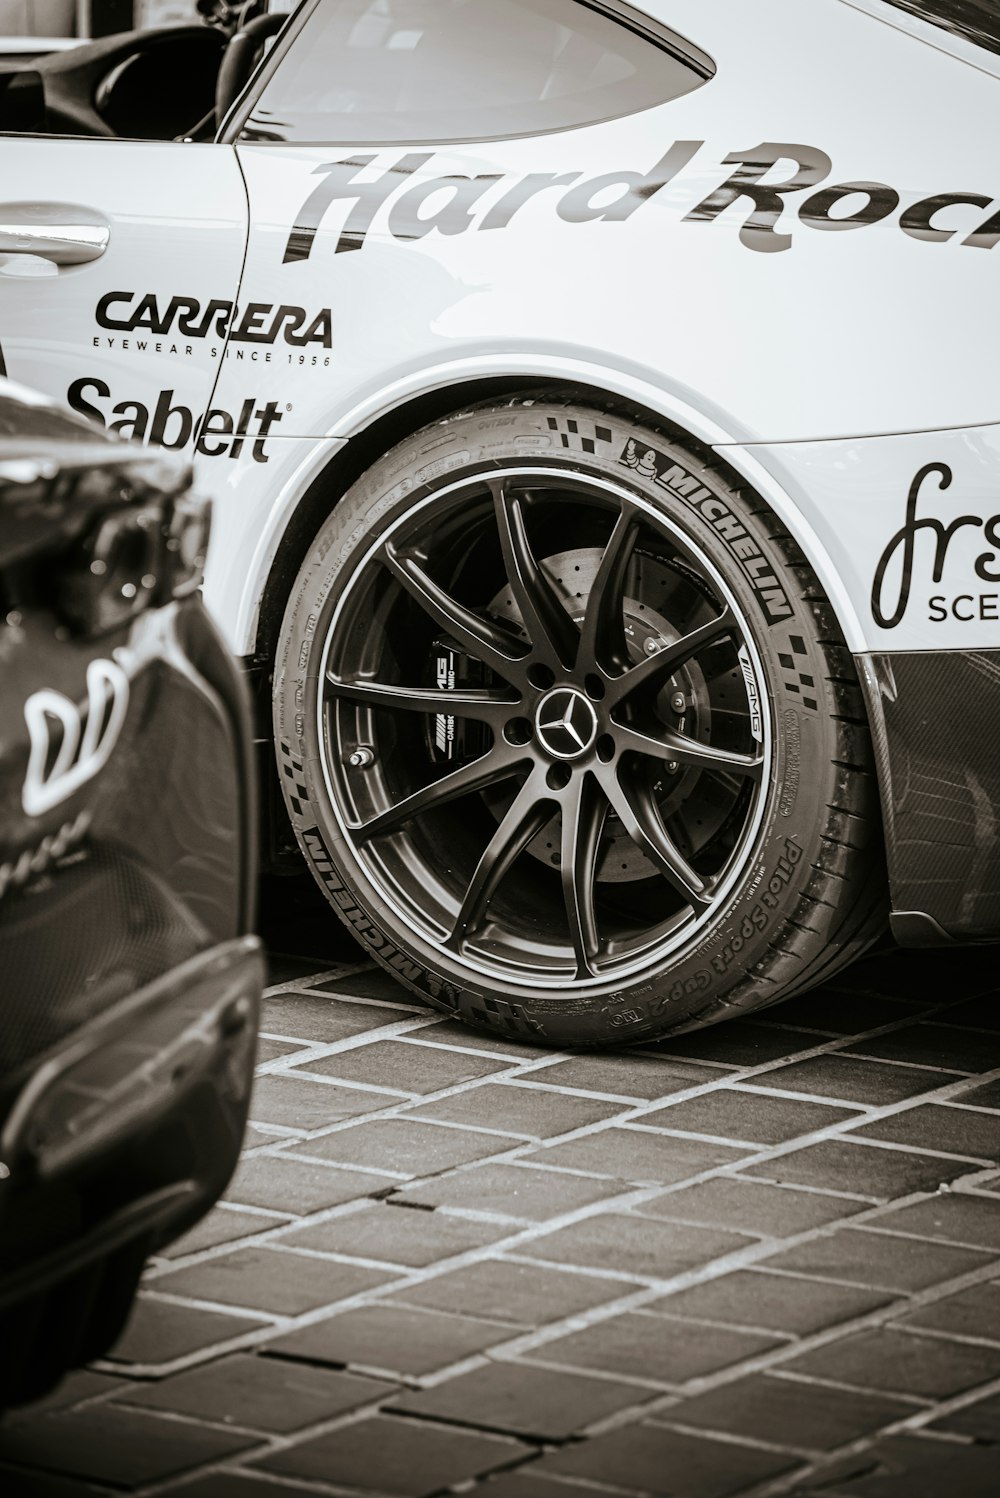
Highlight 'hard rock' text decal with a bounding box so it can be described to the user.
[281,142,1000,263]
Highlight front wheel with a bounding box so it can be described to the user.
[273,396,885,1045]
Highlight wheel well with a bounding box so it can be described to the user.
[250,376,875,877]
[251,375,719,671]
[254,377,527,668]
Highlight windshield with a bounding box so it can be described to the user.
[877,1,1000,59]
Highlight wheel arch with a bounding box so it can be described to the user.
[268,392,890,1032]
[249,373,878,875]
[250,376,530,675]
[247,373,867,676]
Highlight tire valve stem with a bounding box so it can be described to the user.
[348,747,375,769]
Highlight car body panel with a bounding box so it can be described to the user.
[737,421,1000,652]
[25,0,995,657]
[220,0,1000,656]
[202,429,342,642]
[0,138,247,448]
[857,645,1000,941]
[0,1,996,658]
[0,376,261,1405]
[224,2,1000,444]
[0,1,997,937]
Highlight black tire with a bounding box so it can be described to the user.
[273,394,886,1046]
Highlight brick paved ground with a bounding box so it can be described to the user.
[3,881,999,1498]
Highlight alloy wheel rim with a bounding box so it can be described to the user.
[318,464,773,989]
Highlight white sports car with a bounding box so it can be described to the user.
[1,0,998,1045]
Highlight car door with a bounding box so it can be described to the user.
[0,135,247,457]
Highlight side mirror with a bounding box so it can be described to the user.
[0,71,46,134]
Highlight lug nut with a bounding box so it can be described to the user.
[666,760,679,774]
[348,747,374,768]
[643,637,662,655]
[670,692,686,712]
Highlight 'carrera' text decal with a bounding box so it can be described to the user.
[91,292,332,368]
[96,292,332,347]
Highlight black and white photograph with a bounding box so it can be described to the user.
[1,2,999,1495]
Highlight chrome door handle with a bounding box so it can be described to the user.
[0,202,110,264]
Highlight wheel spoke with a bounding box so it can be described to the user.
[577,506,640,674]
[320,455,775,991]
[490,479,579,669]
[448,770,553,947]
[352,746,528,840]
[605,771,712,910]
[604,607,737,706]
[326,672,515,725]
[560,773,607,978]
[615,723,765,779]
[381,542,527,680]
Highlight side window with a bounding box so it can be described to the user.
[0,3,297,139]
[240,0,713,146]
[876,1,1000,59]
[0,1,223,138]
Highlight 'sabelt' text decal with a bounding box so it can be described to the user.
[67,377,283,464]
